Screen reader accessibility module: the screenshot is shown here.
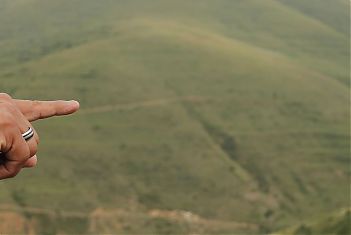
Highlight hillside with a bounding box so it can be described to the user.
[272,208,351,235]
[0,0,349,234]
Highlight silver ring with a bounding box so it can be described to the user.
[22,127,34,141]
[0,127,34,156]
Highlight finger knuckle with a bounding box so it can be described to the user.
[16,144,31,161]
[30,145,38,156]
[31,100,43,118]
[23,147,31,160]
[32,100,41,109]
[0,111,16,128]
[0,102,17,113]
[7,169,20,178]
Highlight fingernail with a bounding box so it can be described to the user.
[70,100,80,109]
[68,100,79,105]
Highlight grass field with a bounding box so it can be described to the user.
[0,0,349,234]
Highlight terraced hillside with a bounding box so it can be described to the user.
[0,0,349,234]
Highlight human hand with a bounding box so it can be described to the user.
[0,93,79,179]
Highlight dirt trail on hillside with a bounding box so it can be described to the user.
[79,96,211,115]
[89,208,258,232]
[0,204,258,233]
[148,209,258,230]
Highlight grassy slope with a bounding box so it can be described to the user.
[278,0,350,35]
[0,0,349,234]
[272,208,351,235]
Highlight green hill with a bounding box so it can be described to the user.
[272,208,351,235]
[0,0,349,234]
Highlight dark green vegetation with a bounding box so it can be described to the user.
[0,0,349,234]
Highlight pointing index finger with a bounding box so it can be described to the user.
[14,99,80,122]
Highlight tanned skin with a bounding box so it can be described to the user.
[0,93,79,179]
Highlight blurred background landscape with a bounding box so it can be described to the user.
[0,0,350,234]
